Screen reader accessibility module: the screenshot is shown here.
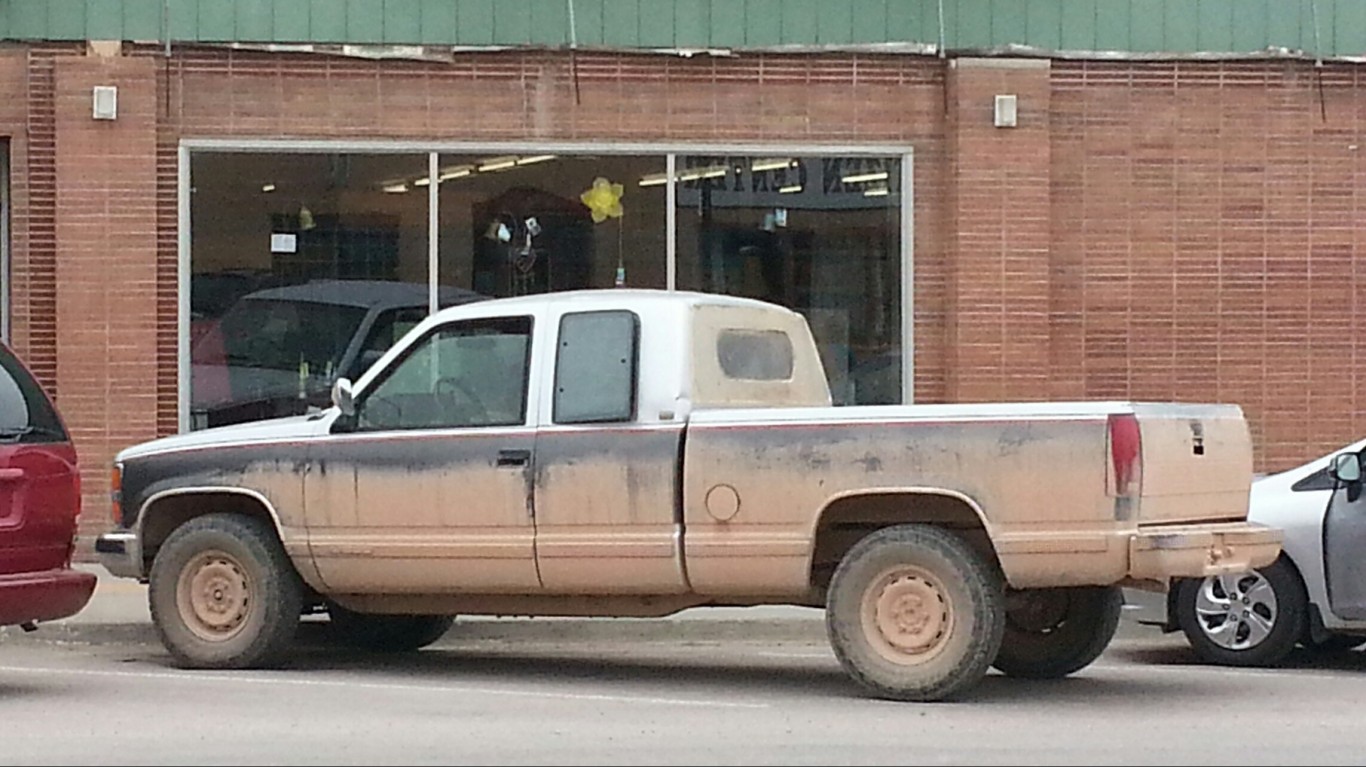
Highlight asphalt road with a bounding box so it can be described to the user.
[2,583,1364,766]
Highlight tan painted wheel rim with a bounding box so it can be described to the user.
[861,565,953,665]
[176,550,252,643]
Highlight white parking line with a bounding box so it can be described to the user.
[0,664,770,709]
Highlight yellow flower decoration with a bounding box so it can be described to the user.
[580,177,624,223]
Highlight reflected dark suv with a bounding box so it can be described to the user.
[0,342,94,629]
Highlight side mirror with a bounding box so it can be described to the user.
[1330,452,1362,484]
[331,377,356,417]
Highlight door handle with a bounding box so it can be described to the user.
[496,449,531,467]
[0,467,25,482]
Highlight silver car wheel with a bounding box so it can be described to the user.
[1193,571,1278,651]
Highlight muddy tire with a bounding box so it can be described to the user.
[326,604,454,652]
[991,586,1122,679]
[825,524,1005,702]
[148,514,303,669]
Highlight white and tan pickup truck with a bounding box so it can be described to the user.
[97,289,1280,701]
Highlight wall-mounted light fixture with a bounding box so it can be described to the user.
[92,86,118,120]
[994,94,1018,128]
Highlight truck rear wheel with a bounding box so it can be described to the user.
[825,524,1005,702]
[148,513,303,669]
[991,586,1122,678]
[326,604,454,652]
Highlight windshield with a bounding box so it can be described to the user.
[194,298,368,378]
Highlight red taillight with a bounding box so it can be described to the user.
[110,464,122,526]
[1108,413,1142,497]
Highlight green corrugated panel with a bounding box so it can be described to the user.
[456,0,494,45]
[1195,0,1234,52]
[1162,0,1196,51]
[570,0,604,45]
[1333,0,1366,57]
[346,0,385,44]
[744,0,782,46]
[815,0,853,45]
[1026,0,1063,50]
[956,0,993,48]
[674,0,710,47]
[195,0,232,41]
[638,0,676,47]
[273,0,310,42]
[166,0,199,41]
[418,0,458,44]
[1059,0,1096,50]
[82,0,123,40]
[884,0,925,44]
[383,0,424,44]
[309,0,347,43]
[781,0,820,45]
[49,0,88,39]
[850,0,888,43]
[993,0,1027,46]
[600,0,639,46]
[710,0,745,46]
[235,0,274,42]
[527,0,570,46]
[1128,0,1164,52]
[1231,0,1269,53]
[1093,0,1130,49]
[124,0,163,40]
[1264,0,1303,52]
[490,0,532,45]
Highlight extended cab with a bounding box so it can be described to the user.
[97,289,1280,701]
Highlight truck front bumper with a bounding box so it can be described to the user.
[1128,521,1282,582]
[94,531,142,580]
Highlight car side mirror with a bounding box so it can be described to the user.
[1329,452,1362,484]
[331,377,356,417]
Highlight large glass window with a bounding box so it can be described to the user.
[189,152,448,430]
[185,147,906,432]
[674,155,903,405]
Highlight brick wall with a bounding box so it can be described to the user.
[53,50,162,544]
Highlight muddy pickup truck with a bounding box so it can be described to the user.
[97,289,1280,701]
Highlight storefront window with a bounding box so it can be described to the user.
[188,152,455,430]
[674,155,903,405]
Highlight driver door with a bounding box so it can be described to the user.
[303,314,541,593]
[1324,450,1366,620]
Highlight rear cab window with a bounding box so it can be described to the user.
[553,310,640,424]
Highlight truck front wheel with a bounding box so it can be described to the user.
[825,524,1005,702]
[148,513,304,669]
[991,586,1122,678]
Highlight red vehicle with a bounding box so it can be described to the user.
[0,341,94,629]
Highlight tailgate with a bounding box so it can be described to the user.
[1130,403,1253,525]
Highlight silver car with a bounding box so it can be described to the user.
[1162,439,1366,665]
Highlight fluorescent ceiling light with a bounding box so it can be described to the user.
[752,158,795,172]
[382,183,409,193]
[863,185,890,197]
[478,156,517,172]
[261,183,276,193]
[439,165,473,181]
[516,154,556,165]
[413,177,431,187]
[842,171,889,184]
[778,184,802,194]
[638,174,668,187]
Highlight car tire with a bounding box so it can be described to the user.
[148,513,304,669]
[1175,558,1305,667]
[825,524,1005,702]
[325,604,454,652]
[991,586,1123,679]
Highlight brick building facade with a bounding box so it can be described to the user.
[0,42,1361,544]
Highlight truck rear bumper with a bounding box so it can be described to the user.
[1128,521,1282,581]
